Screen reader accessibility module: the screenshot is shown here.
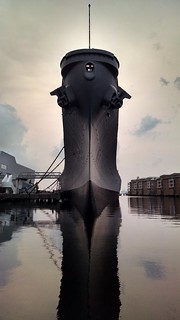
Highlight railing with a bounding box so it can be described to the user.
[18,172,61,179]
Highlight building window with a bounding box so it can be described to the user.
[134,182,137,189]
[1,164,7,170]
[147,181,151,189]
[138,181,142,189]
[157,180,162,188]
[169,178,174,188]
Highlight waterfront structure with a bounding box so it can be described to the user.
[128,173,180,196]
[0,151,35,193]
[129,196,180,216]
[51,49,131,207]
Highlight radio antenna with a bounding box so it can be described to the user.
[88,4,91,49]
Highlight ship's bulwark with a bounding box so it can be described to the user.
[51,49,131,205]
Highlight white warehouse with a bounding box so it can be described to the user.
[0,151,35,194]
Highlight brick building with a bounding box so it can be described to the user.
[128,173,180,196]
[129,196,180,216]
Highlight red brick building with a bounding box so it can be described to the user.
[128,173,180,196]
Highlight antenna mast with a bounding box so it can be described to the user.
[88,4,91,49]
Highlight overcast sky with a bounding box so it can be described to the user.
[0,0,179,190]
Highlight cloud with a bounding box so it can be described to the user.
[133,115,162,136]
[0,104,27,157]
[160,77,169,86]
[141,260,165,280]
[174,77,180,90]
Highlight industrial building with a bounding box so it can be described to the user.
[0,151,35,194]
[128,173,180,197]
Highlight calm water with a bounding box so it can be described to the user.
[0,197,180,320]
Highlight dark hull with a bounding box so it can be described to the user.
[57,196,122,320]
[60,181,120,219]
[51,49,130,202]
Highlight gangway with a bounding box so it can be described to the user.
[18,172,61,180]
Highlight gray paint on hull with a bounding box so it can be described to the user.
[51,49,131,194]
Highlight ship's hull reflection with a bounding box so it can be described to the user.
[57,196,121,320]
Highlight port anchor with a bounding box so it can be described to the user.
[50,85,76,108]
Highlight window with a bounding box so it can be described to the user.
[147,181,151,189]
[157,180,162,188]
[169,178,174,188]
[138,181,142,189]
[134,182,137,189]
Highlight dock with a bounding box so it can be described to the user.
[0,191,61,204]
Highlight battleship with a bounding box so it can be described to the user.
[51,48,131,209]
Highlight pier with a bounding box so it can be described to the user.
[0,191,61,204]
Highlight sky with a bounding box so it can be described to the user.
[0,0,179,191]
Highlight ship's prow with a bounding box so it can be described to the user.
[51,48,131,208]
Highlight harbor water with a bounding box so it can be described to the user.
[0,196,180,319]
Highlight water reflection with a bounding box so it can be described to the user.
[1,197,180,319]
[118,196,180,320]
[140,260,166,280]
[0,206,33,243]
[57,197,121,320]
[0,197,121,320]
[129,196,180,219]
[0,204,62,320]
[0,206,34,289]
